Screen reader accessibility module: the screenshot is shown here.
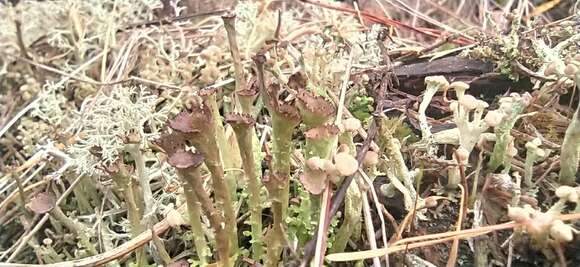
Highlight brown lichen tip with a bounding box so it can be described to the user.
[103,159,122,175]
[243,77,259,94]
[123,130,141,144]
[198,87,219,97]
[296,89,336,127]
[341,118,361,132]
[265,83,301,122]
[333,152,359,176]
[168,111,197,133]
[276,104,301,123]
[301,158,338,194]
[265,82,283,107]
[287,71,308,91]
[300,172,327,195]
[238,86,258,98]
[362,150,379,168]
[154,132,186,155]
[104,159,134,176]
[252,53,267,66]
[237,81,258,106]
[221,11,236,21]
[300,158,328,195]
[169,105,212,134]
[168,150,204,169]
[225,113,255,127]
[304,124,340,140]
[26,192,56,214]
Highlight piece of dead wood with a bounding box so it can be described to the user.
[359,56,533,100]
[393,57,494,78]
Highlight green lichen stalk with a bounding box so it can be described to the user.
[123,132,154,223]
[170,151,231,267]
[332,128,363,253]
[168,96,239,257]
[559,105,580,185]
[107,161,146,265]
[254,54,301,267]
[226,113,264,261]
[488,94,530,171]
[49,206,98,256]
[156,133,210,265]
[207,89,240,200]
[378,116,417,211]
[181,175,210,265]
[199,90,239,253]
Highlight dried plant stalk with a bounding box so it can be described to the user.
[203,88,240,203]
[222,14,246,96]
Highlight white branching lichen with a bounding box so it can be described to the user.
[32,82,68,126]
[68,86,168,175]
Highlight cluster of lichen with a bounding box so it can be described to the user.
[1,1,580,267]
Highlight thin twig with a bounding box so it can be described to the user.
[14,20,30,60]
[0,52,181,90]
[313,185,332,267]
[327,212,580,262]
[1,216,172,267]
[313,47,354,267]
[359,170,390,266]
[124,9,227,29]
[301,53,385,266]
[513,60,556,81]
[297,0,474,45]
[361,186,381,267]
[446,184,466,267]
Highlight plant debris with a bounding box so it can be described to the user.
[0,0,579,266]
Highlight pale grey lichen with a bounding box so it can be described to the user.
[0,0,159,65]
[16,117,53,156]
[67,85,169,175]
[32,82,68,126]
[234,1,298,56]
[347,24,385,67]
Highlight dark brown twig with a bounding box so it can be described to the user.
[14,20,30,60]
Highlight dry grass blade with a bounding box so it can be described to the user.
[327,213,580,262]
[446,184,466,267]
[0,218,172,267]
